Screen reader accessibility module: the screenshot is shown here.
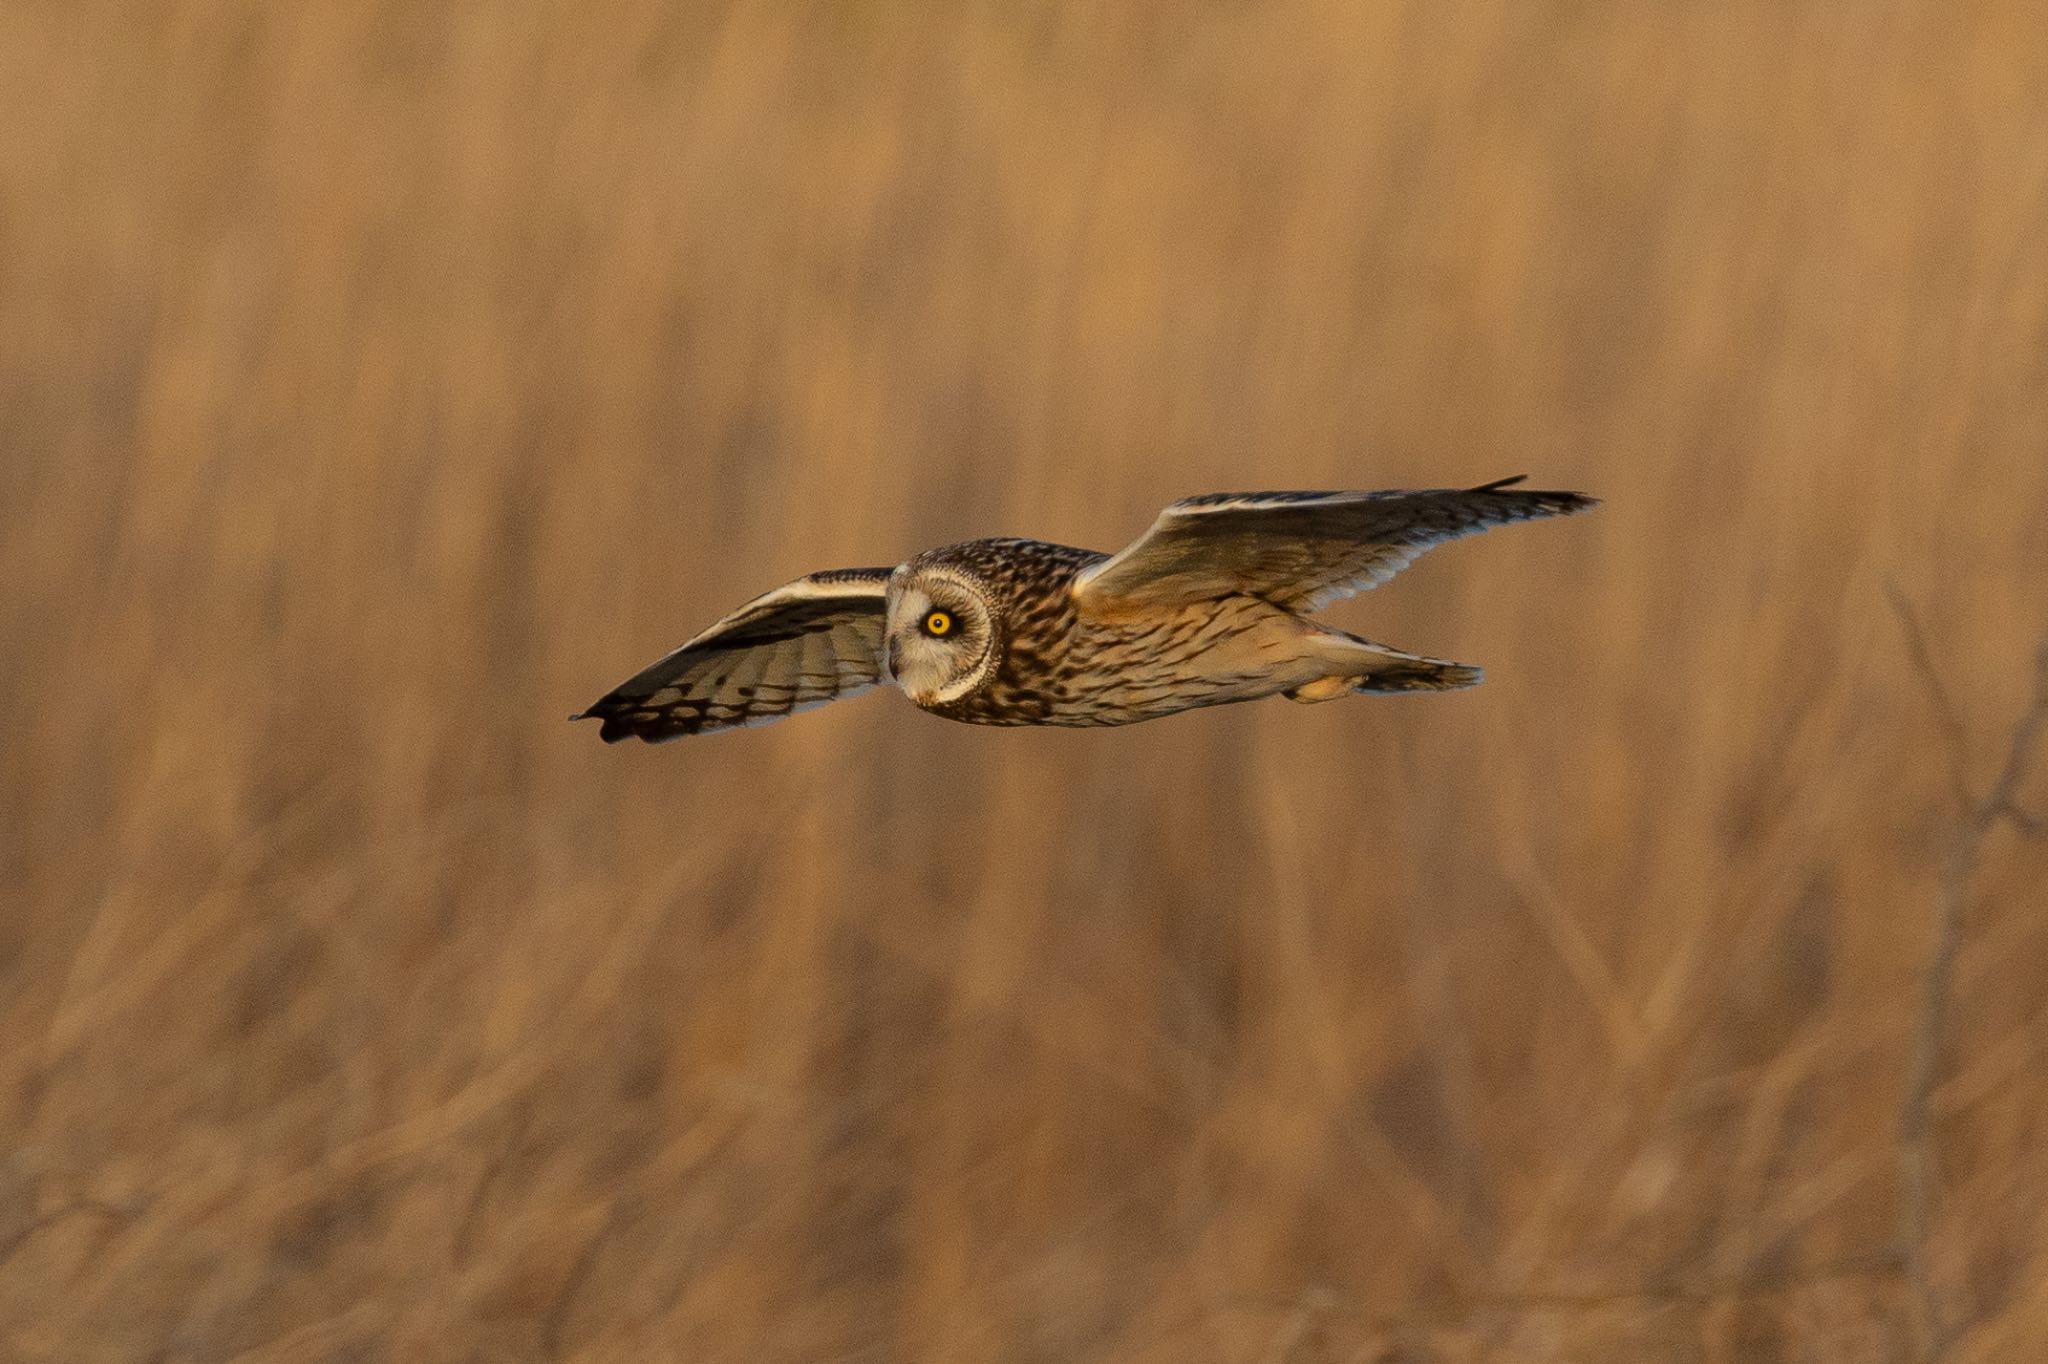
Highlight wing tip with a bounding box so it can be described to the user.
[1471,475,1598,516]
[572,699,650,743]
[1541,489,1600,514]
[596,715,668,744]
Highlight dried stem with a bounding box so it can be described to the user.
[1193,1256,1904,1361]
[1889,594,2048,1362]
[1887,582,1981,816]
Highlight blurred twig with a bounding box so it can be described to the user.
[217,1303,385,1364]
[0,1196,147,1272]
[1258,1285,1334,1364]
[1197,1255,1904,1362]
[1888,594,2048,1363]
[1886,583,1977,815]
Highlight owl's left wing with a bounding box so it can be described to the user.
[1072,477,1596,613]
[574,567,895,742]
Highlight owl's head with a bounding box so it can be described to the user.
[885,563,1001,705]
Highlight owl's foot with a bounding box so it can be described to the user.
[1283,675,1362,703]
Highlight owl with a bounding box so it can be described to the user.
[574,476,1595,741]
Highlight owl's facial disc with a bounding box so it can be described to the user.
[886,571,997,705]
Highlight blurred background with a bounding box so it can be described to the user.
[3,3,2046,1361]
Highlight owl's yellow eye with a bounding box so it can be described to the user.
[924,610,953,637]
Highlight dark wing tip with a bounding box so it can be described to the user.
[585,705,672,743]
[596,716,642,744]
[1526,488,1599,513]
[572,695,646,743]
[1470,477,1598,517]
[1550,490,1601,514]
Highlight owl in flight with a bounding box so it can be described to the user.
[575,477,1594,742]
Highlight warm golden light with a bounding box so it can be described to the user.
[3,4,2042,1358]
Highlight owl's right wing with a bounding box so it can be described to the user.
[1072,477,1596,613]
[574,567,896,742]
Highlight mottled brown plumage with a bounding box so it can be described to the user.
[575,477,1596,741]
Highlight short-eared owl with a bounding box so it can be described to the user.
[575,477,1595,742]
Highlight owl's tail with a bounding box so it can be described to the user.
[1282,633,1483,702]
[1348,657,1484,693]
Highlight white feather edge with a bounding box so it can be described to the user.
[1071,492,1383,598]
[676,569,893,653]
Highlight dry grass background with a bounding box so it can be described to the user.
[2,2,2047,1360]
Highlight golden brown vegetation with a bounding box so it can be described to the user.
[4,3,2047,1360]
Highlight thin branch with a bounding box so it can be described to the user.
[1887,585,1977,815]
[1893,621,2048,1363]
[1258,1287,1333,1364]
[1449,1253,1900,1314]
[1972,643,2048,842]
[1995,801,2045,838]
[0,1197,146,1270]
[541,1207,619,1360]
[1189,1256,1903,1360]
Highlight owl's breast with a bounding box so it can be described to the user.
[961,594,1304,727]
[924,599,1252,728]
[921,586,1086,726]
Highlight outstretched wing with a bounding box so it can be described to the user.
[574,567,895,742]
[1072,476,1596,613]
